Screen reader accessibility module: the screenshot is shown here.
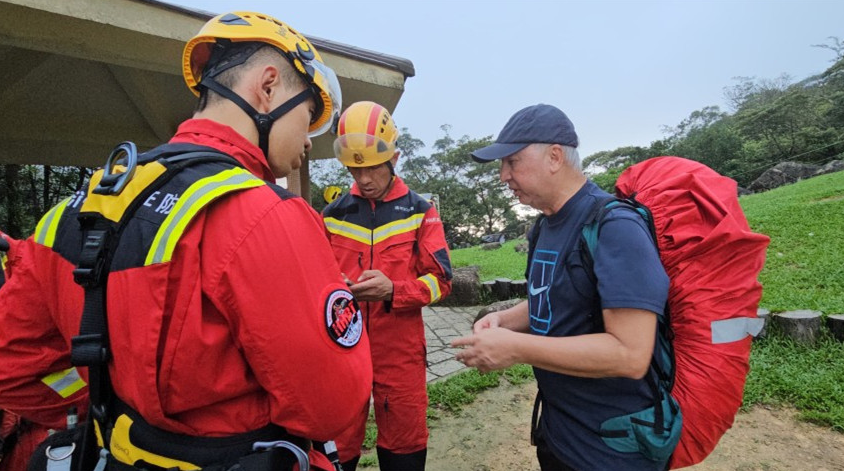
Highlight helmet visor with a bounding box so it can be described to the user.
[308,61,342,138]
[333,133,397,167]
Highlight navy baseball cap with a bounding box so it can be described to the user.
[471,104,579,162]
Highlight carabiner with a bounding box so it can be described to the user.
[94,141,138,195]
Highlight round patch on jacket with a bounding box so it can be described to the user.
[325,289,363,348]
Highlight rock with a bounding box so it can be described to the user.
[737,186,752,196]
[481,242,502,250]
[439,266,480,307]
[749,162,820,192]
[824,314,844,342]
[814,160,844,177]
[773,310,823,345]
[514,241,529,253]
[475,298,524,325]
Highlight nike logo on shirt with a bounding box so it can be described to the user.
[529,283,549,296]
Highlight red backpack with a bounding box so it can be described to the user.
[614,156,770,468]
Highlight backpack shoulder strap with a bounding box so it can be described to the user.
[525,214,546,279]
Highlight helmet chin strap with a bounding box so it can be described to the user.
[200,76,311,158]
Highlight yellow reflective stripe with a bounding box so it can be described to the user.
[110,414,199,470]
[41,367,86,398]
[373,213,424,245]
[145,168,263,265]
[418,273,441,303]
[324,217,371,245]
[33,198,72,247]
[1,252,6,272]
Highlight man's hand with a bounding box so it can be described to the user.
[349,270,393,301]
[451,328,518,373]
[473,312,501,333]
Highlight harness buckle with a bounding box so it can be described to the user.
[73,230,109,288]
[71,334,109,366]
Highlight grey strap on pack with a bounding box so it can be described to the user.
[45,444,75,471]
[711,317,765,344]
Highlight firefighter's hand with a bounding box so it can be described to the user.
[350,270,393,301]
[452,328,518,373]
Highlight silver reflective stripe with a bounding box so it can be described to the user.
[41,367,86,398]
[711,317,765,344]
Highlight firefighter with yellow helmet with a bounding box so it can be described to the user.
[323,102,453,471]
[0,12,371,471]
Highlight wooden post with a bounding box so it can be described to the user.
[286,169,301,196]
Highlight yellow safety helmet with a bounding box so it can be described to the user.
[323,186,342,204]
[183,12,341,138]
[333,101,399,168]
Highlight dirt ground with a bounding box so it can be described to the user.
[426,380,844,471]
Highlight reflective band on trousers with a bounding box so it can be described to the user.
[145,167,264,265]
[711,317,765,344]
[41,367,86,398]
[417,273,441,303]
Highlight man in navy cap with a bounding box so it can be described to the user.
[452,104,670,471]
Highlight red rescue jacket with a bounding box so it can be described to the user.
[0,120,372,455]
[322,178,453,318]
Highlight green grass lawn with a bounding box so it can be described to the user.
[450,238,528,281]
[741,170,844,313]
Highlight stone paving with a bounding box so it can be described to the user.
[423,305,482,383]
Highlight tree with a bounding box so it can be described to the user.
[812,36,844,63]
[400,126,523,246]
[0,164,90,238]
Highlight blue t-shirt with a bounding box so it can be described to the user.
[527,181,669,471]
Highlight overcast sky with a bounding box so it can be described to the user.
[165,0,844,160]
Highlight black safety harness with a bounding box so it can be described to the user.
[68,142,319,471]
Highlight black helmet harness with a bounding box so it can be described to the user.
[196,40,319,159]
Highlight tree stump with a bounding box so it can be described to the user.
[755,308,771,340]
[510,279,527,297]
[481,280,496,298]
[773,310,823,345]
[825,314,844,342]
[493,278,512,301]
[475,298,523,325]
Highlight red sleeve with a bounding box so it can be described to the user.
[210,197,372,442]
[391,206,453,309]
[0,240,88,429]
